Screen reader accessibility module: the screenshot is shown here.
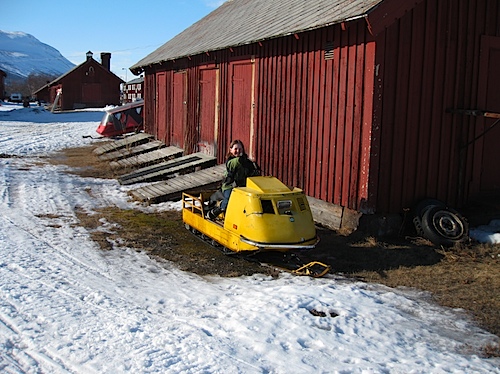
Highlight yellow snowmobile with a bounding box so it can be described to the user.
[182,176,329,277]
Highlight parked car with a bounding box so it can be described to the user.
[9,93,22,103]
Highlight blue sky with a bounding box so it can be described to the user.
[1,0,224,80]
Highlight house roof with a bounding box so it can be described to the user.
[33,57,124,94]
[126,76,144,85]
[131,0,384,72]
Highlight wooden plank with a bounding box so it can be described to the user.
[128,157,214,185]
[359,38,376,211]
[93,133,153,155]
[118,153,217,185]
[158,177,184,190]
[98,140,165,161]
[129,164,226,203]
[141,184,167,198]
[334,29,348,207]
[109,146,183,169]
[341,28,356,208]
[321,27,333,203]
[147,183,216,203]
[130,187,155,201]
[400,2,426,208]
[329,26,340,204]
[193,167,225,182]
[307,196,343,231]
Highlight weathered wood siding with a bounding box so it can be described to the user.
[254,23,375,212]
[141,0,500,215]
[371,0,500,213]
[143,21,375,212]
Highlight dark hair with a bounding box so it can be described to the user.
[225,139,246,160]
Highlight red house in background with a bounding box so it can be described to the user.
[0,69,6,100]
[34,51,123,110]
[122,76,144,103]
[130,0,500,229]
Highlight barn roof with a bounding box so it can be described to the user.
[130,0,384,71]
[33,56,124,95]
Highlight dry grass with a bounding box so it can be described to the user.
[75,206,271,277]
[346,243,499,334]
[51,143,500,352]
[49,145,134,179]
[302,229,500,343]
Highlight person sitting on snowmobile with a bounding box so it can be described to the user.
[207,139,260,220]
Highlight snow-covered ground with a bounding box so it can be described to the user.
[0,101,499,373]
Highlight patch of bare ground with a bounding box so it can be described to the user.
[75,206,270,277]
[49,144,135,179]
[310,230,500,339]
[51,143,500,353]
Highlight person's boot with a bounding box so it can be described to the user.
[206,206,222,220]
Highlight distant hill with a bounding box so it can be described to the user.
[0,30,75,82]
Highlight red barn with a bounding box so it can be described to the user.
[0,69,6,100]
[130,0,500,228]
[34,51,123,110]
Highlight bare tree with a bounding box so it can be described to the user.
[26,73,57,96]
[5,73,57,99]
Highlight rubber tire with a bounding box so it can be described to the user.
[421,206,469,246]
[412,198,446,236]
[413,198,446,219]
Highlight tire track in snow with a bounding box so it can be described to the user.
[0,316,77,374]
[1,260,261,373]
[0,267,81,374]
[0,160,121,287]
[1,194,260,371]
[0,153,284,372]
[0,160,16,209]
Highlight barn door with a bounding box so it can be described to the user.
[477,36,500,192]
[228,59,255,158]
[82,83,101,105]
[172,71,187,149]
[155,72,168,143]
[198,68,219,156]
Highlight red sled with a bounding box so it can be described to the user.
[96,100,144,137]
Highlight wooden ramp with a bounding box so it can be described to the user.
[109,146,184,169]
[129,164,225,203]
[93,133,153,156]
[118,152,217,185]
[98,140,165,162]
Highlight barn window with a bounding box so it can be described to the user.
[324,41,334,60]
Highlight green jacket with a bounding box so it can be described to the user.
[221,155,259,191]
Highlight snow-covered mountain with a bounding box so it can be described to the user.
[0,30,75,81]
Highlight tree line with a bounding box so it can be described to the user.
[4,73,58,100]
